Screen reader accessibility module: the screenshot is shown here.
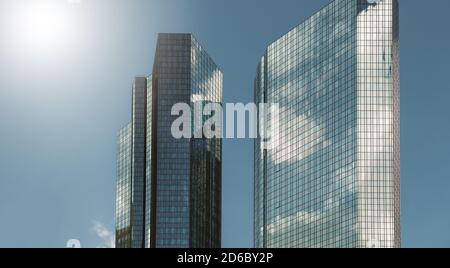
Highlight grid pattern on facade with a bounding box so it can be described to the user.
[254,57,268,247]
[131,77,147,248]
[153,34,192,248]
[116,34,222,248]
[144,75,153,248]
[392,0,401,248]
[356,0,400,248]
[115,123,132,248]
[255,0,400,248]
[190,37,223,248]
[256,0,358,248]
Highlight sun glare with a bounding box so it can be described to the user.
[12,1,73,55]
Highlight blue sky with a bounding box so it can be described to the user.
[0,0,449,248]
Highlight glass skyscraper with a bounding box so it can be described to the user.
[115,123,132,247]
[115,33,222,248]
[254,0,400,248]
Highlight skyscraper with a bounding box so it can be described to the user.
[115,33,222,248]
[254,0,400,248]
[115,123,132,247]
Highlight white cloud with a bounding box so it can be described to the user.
[191,69,223,103]
[92,221,115,248]
[270,108,331,164]
[266,211,320,235]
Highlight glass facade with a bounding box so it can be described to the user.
[152,34,192,248]
[116,77,148,248]
[115,123,132,248]
[116,33,222,248]
[131,77,148,248]
[144,74,153,248]
[254,0,400,248]
[356,0,400,248]
[189,37,222,248]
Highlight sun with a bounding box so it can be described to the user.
[12,1,72,54]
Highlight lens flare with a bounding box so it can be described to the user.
[11,1,73,55]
